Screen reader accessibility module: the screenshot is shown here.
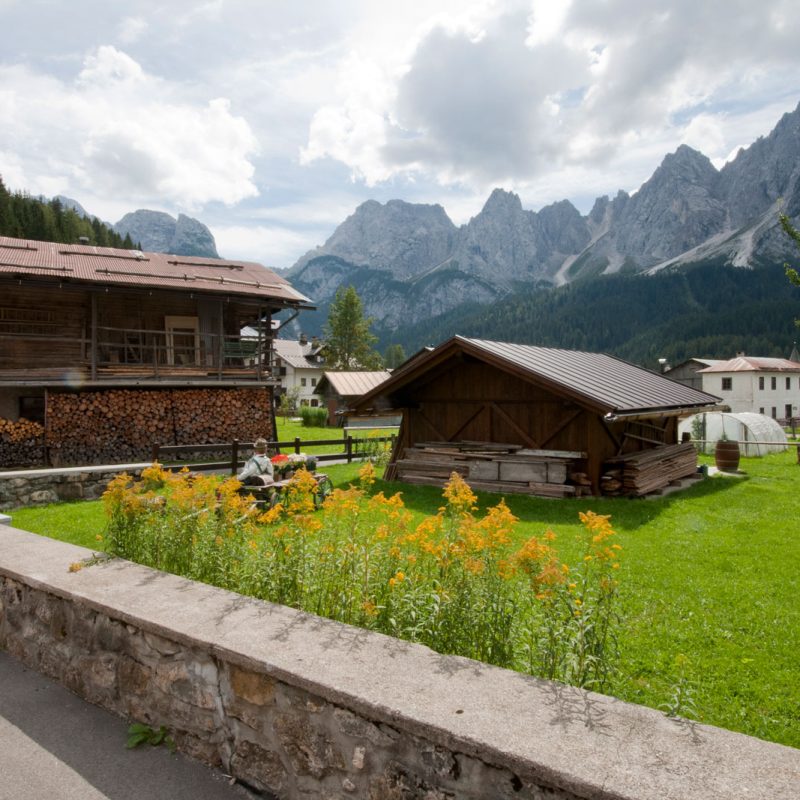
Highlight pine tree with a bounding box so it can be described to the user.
[323,286,383,370]
[384,343,407,368]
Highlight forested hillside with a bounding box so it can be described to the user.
[386,261,800,370]
[0,177,136,248]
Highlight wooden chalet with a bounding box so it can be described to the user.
[0,235,313,467]
[353,337,721,497]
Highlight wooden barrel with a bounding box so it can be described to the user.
[714,440,740,472]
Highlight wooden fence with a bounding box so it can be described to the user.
[151,434,397,474]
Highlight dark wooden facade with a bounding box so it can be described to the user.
[0,237,312,468]
[355,338,720,496]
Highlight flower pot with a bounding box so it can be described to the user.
[714,440,740,472]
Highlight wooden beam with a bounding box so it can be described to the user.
[415,408,446,441]
[489,402,539,448]
[448,403,488,441]
[539,408,583,449]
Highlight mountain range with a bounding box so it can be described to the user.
[286,102,800,340]
[55,197,219,258]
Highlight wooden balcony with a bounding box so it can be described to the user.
[0,326,276,386]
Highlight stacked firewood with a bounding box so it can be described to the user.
[396,441,583,498]
[601,443,698,497]
[46,388,273,466]
[0,417,45,467]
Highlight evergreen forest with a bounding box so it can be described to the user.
[385,260,800,371]
[0,176,136,249]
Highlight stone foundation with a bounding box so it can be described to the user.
[1,527,798,799]
[0,464,147,511]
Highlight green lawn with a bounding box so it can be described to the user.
[9,452,800,748]
[273,418,396,457]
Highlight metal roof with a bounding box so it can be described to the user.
[698,356,800,373]
[358,336,720,416]
[318,371,392,398]
[0,235,312,306]
[273,339,325,370]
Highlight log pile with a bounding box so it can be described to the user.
[0,417,45,468]
[45,387,273,467]
[395,441,586,498]
[601,443,698,497]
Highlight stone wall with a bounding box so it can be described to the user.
[1,527,798,800]
[0,464,147,511]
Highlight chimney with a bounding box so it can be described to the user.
[311,336,320,347]
[736,351,745,358]
[78,236,90,245]
[299,333,308,346]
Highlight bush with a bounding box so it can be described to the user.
[299,405,328,427]
[102,464,623,690]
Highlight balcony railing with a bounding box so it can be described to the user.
[0,326,275,382]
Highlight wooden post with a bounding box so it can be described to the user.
[90,292,97,381]
[294,437,301,455]
[231,439,239,475]
[217,299,224,381]
[346,435,353,463]
[151,443,160,463]
[43,388,50,468]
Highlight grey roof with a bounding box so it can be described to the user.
[317,371,392,399]
[699,356,800,373]
[358,336,720,416]
[273,339,325,370]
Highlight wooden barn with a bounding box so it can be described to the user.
[315,370,392,426]
[353,337,721,497]
[0,235,312,467]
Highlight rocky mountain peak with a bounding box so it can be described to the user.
[113,210,220,258]
[478,188,524,217]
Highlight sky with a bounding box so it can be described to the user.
[2,0,799,269]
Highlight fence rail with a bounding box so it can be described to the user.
[151,434,397,474]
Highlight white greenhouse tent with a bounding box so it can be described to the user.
[679,412,787,456]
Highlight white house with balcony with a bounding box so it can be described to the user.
[272,336,326,408]
[698,355,800,422]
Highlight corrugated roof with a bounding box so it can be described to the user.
[273,339,325,370]
[320,371,392,398]
[698,356,800,373]
[358,336,720,415]
[0,235,312,305]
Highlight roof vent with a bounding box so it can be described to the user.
[78,236,90,245]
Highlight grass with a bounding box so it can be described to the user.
[9,451,800,748]
[273,417,396,457]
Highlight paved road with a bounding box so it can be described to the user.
[0,651,255,800]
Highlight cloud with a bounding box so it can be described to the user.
[0,46,258,209]
[212,224,320,269]
[117,16,148,45]
[302,0,800,194]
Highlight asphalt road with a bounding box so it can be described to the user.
[0,651,256,800]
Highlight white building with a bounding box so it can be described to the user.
[698,356,800,421]
[273,337,326,408]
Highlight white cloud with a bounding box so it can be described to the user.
[117,16,148,45]
[0,46,258,210]
[212,224,319,268]
[302,0,800,196]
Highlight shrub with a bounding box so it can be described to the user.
[299,405,328,427]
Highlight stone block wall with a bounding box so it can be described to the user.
[1,527,798,800]
[0,465,146,511]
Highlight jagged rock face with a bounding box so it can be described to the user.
[718,105,800,228]
[612,145,727,263]
[54,196,92,220]
[114,210,219,258]
[292,199,457,279]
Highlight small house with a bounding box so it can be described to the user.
[353,337,720,497]
[697,356,800,422]
[273,336,326,408]
[315,371,392,427]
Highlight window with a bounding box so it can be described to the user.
[787,377,792,390]
[721,377,732,391]
[786,404,793,420]
[759,407,765,415]
[772,407,777,418]
[301,377,307,387]
[759,376,765,390]
[310,399,319,407]
[771,376,777,390]
[311,377,317,387]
